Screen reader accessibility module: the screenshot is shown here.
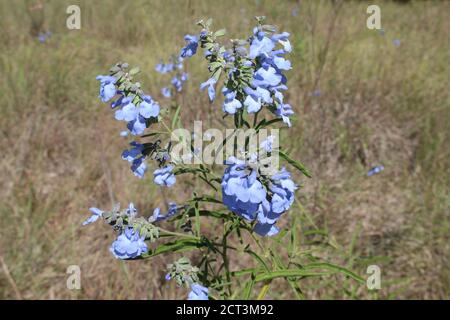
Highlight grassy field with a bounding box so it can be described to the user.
[0,0,448,299]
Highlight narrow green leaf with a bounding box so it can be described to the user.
[171,104,182,129]
[214,28,226,37]
[242,273,256,300]
[245,249,271,273]
[139,239,204,259]
[254,269,331,282]
[278,150,312,178]
[303,262,365,284]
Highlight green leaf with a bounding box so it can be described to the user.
[129,67,140,75]
[254,269,331,282]
[194,202,201,237]
[245,248,270,273]
[214,28,226,37]
[242,273,256,300]
[303,262,365,284]
[140,239,205,259]
[171,104,182,130]
[278,150,312,178]
[255,117,282,131]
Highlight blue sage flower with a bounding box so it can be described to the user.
[367,165,384,176]
[188,283,209,300]
[96,75,117,103]
[269,168,297,214]
[122,142,147,178]
[271,32,292,53]
[149,203,179,223]
[171,76,183,92]
[125,202,137,218]
[154,165,176,187]
[138,95,160,119]
[156,62,174,74]
[243,86,272,113]
[161,87,172,98]
[221,157,267,221]
[109,228,148,260]
[222,88,242,114]
[253,66,282,88]
[249,28,275,59]
[82,207,103,226]
[273,91,294,127]
[260,135,275,152]
[200,78,217,102]
[131,157,147,178]
[180,35,198,58]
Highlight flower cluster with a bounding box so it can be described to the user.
[96,63,177,184]
[222,157,297,236]
[96,63,160,136]
[182,17,294,126]
[86,17,312,300]
[82,202,182,260]
[165,257,209,300]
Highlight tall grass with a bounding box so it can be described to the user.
[0,0,448,299]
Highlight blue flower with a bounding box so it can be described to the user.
[38,33,46,43]
[260,135,275,152]
[127,117,147,135]
[82,207,103,226]
[172,76,183,92]
[252,168,297,237]
[222,88,242,114]
[269,168,297,214]
[149,203,179,223]
[393,39,401,47]
[125,202,137,218]
[200,78,217,102]
[161,87,172,98]
[122,142,144,162]
[181,72,189,82]
[154,165,176,187]
[272,91,294,127]
[180,35,198,58]
[253,66,282,88]
[109,228,148,260]
[249,28,275,59]
[114,96,137,121]
[122,142,148,178]
[138,95,160,119]
[243,86,272,113]
[367,165,384,176]
[156,62,174,74]
[254,220,280,237]
[221,157,267,221]
[271,32,292,53]
[115,95,159,135]
[188,284,209,300]
[96,75,117,103]
[131,157,147,178]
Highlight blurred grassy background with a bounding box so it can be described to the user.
[0,0,448,299]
